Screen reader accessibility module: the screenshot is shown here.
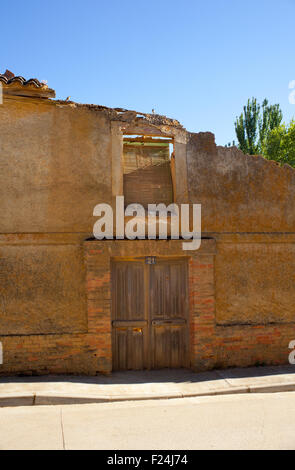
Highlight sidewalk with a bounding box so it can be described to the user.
[0,365,295,407]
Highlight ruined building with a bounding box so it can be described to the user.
[0,70,294,375]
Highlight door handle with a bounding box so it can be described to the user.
[133,328,143,333]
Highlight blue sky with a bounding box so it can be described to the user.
[2,0,295,145]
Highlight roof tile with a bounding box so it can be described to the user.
[0,70,55,98]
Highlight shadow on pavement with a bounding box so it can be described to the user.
[0,365,295,386]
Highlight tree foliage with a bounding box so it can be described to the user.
[265,120,295,167]
[235,98,260,154]
[235,98,283,155]
[259,99,283,154]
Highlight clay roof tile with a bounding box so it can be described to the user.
[0,70,55,98]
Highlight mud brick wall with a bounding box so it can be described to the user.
[0,334,105,376]
[215,324,295,369]
[189,246,295,371]
[1,95,295,375]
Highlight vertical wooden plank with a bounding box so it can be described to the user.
[116,329,128,370]
[127,328,146,370]
[144,263,151,370]
[153,326,169,369]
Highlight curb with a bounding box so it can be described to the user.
[1,382,295,407]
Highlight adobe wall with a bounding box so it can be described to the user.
[0,97,112,234]
[215,235,295,326]
[0,96,114,359]
[186,131,295,233]
[0,95,294,375]
[185,132,295,368]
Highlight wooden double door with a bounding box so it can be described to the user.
[112,257,189,370]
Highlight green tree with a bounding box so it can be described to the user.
[265,120,295,167]
[235,98,283,155]
[235,98,260,154]
[259,99,283,154]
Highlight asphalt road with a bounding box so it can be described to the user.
[1,392,295,450]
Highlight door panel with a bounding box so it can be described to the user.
[150,259,189,369]
[112,261,144,320]
[112,260,148,370]
[112,258,189,370]
[113,327,147,371]
[152,325,187,369]
[149,260,188,319]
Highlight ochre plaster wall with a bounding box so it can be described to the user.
[0,94,294,375]
[186,132,295,359]
[0,239,87,335]
[186,132,295,232]
[215,237,295,326]
[0,97,112,233]
[0,96,113,374]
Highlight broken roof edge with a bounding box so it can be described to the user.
[216,144,295,175]
[187,132,295,175]
[0,70,182,127]
[54,99,184,130]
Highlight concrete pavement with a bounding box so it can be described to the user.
[1,392,295,449]
[0,365,295,407]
